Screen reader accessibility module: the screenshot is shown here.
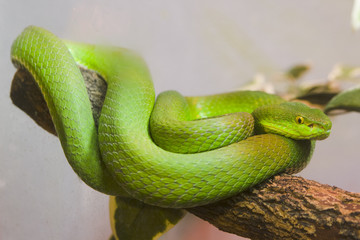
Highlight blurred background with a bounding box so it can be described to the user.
[1,1,359,239]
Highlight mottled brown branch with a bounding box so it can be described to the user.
[10,68,360,240]
[188,175,360,240]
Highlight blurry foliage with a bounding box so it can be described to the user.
[239,63,360,113]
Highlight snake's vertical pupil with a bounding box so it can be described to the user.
[296,116,304,124]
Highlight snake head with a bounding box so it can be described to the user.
[252,102,332,140]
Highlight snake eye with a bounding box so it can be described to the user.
[296,116,304,124]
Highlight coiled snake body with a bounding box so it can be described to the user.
[11,26,331,208]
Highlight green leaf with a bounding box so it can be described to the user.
[109,196,185,240]
[325,85,360,113]
[286,64,311,80]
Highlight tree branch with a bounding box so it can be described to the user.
[188,175,360,240]
[10,68,360,240]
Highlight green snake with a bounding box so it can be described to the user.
[11,26,331,208]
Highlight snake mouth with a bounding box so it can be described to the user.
[314,129,331,140]
[311,121,332,140]
[262,124,330,140]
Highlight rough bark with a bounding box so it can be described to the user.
[9,68,360,240]
[188,175,360,240]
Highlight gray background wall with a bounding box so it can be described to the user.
[0,1,359,239]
